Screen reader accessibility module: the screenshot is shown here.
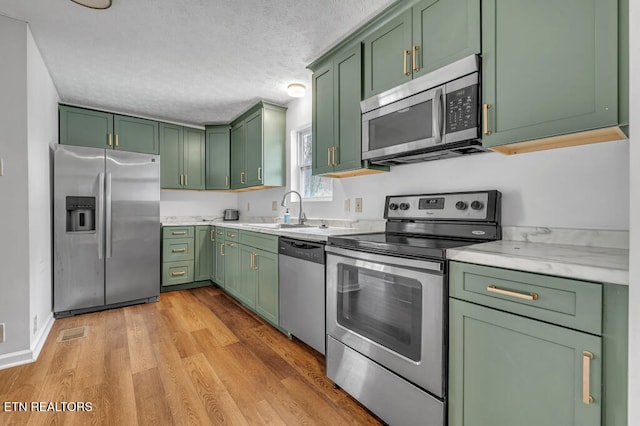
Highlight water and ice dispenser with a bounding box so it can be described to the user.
[66,196,95,232]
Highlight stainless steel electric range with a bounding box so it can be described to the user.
[325,190,502,426]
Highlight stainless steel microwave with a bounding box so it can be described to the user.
[361,55,486,166]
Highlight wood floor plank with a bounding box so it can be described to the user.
[0,289,381,425]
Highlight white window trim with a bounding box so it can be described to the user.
[291,125,333,202]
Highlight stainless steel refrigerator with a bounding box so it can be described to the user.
[53,144,160,317]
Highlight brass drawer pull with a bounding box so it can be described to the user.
[210,229,215,241]
[172,231,187,235]
[486,285,538,301]
[583,351,594,404]
[403,49,411,76]
[216,230,224,236]
[171,271,186,277]
[227,233,236,238]
[227,243,236,247]
[412,45,419,72]
[483,103,492,135]
[172,248,186,253]
[220,243,225,256]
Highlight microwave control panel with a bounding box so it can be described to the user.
[446,84,478,133]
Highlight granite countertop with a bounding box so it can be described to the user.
[161,216,384,242]
[446,226,629,285]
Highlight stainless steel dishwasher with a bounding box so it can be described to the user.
[278,237,326,355]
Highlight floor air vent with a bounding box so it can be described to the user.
[56,326,88,343]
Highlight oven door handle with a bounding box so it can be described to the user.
[325,245,442,272]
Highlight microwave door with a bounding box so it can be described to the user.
[362,85,443,161]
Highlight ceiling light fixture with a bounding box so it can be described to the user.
[70,0,112,9]
[287,83,306,98]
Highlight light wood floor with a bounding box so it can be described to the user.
[0,286,382,425]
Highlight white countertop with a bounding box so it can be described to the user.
[161,217,384,242]
[447,227,629,285]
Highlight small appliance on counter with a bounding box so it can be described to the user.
[223,209,239,221]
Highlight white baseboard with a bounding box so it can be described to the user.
[0,314,55,371]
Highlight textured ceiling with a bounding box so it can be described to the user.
[0,0,396,126]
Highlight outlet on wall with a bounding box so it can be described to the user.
[0,323,5,343]
[344,199,350,212]
[272,201,278,211]
[355,198,363,213]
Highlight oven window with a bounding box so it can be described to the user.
[368,100,433,151]
[336,263,422,361]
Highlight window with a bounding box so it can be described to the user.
[297,127,332,200]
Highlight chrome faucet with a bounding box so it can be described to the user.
[281,190,306,225]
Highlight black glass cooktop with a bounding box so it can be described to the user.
[328,232,480,260]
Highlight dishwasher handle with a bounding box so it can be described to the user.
[278,237,325,264]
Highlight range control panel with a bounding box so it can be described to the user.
[385,191,500,221]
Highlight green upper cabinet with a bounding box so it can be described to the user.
[194,226,212,282]
[60,105,159,154]
[311,45,388,177]
[159,122,205,190]
[205,126,231,190]
[363,0,480,98]
[481,0,624,151]
[229,101,286,190]
[449,298,602,426]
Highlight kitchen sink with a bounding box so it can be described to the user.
[245,223,313,229]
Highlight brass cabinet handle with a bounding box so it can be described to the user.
[583,352,594,404]
[227,242,236,247]
[220,243,225,256]
[403,50,411,76]
[258,167,262,181]
[486,285,538,301]
[216,230,224,236]
[327,147,332,166]
[115,134,119,148]
[412,45,419,72]
[483,103,492,135]
[179,174,183,186]
[227,232,236,238]
[332,146,338,166]
[171,271,186,277]
[240,172,245,184]
[171,231,187,235]
[184,174,188,186]
[210,229,215,241]
[108,133,113,147]
[225,175,229,187]
[250,253,255,269]
[172,248,186,253]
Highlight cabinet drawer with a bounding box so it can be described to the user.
[214,227,226,241]
[162,238,195,262]
[449,261,602,335]
[224,228,240,242]
[163,226,194,239]
[240,230,278,253]
[162,261,194,286]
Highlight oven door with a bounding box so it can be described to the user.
[325,245,445,397]
[362,85,444,162]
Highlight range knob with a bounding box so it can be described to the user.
[455,201,468,210]
[470,200,484,210]
[388,203,399,211]
[399,203,410,211]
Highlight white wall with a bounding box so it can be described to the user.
[26,26,59,352]
[160,190,238,218]
[627,0,639,422]
[240,93,629,230]
[0,15,31,360]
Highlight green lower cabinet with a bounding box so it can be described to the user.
[209,231,216,282]
[448,298,601,426]
[194,226,212,281]
[214,232,226,287]
[224,242,240,298]
[162,261,194,286]
[238,245,258,308]
[254,248,279,327]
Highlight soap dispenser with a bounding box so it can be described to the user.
[284,208,291,224]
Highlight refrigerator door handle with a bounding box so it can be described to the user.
[98,172,105,260]
[106,172,113,258]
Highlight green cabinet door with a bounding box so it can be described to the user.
[194,226,212,281]
[214,230,226,287]
[205,126,231,190]
[449,298,601,426]
[333,45,363,173]
[59,105,113,149]
[363,9,413,98]
[224,242,240,298]
[209,229,216,282]
[159,123,183,189]
[230,122,246,189]
[114,114,159,154]
[238,245,258,309]
[244,110,263,187]
[254,248,279,327]
[183,128,205,190]
[312,63,335,176]
[412,0,480,77]
[481,0,618,148]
